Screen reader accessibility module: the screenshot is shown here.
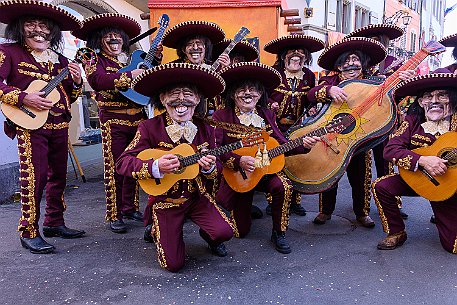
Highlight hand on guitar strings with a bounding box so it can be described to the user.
[217,53,231,69]
[131,69,144,79]
[418,155,448,177]
[68,62,83,86]
[240,156,256,173]
[158,154,181,174]
[398,69,417,81]
[22,92,53,111]
[302,136,321,149]
[328,86,348,103]
[198,154,216,172]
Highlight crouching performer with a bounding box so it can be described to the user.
[373,71,457,254]
[116,63,233,272]
[213,62,319,254]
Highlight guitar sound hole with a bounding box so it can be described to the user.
[440,150,457,168]
[333,113,356,135]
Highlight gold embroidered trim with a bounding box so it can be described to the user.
[0,50,5,68]
[451,113,457,131]
[410,140,428,147]
[2,89,20,105]
[371,173,398,234]
[158,141,174,149]
[391,121,409,138]
[315,86,328,103]
[151,204,168,269]
[106,67,119,72]
[18,69,51,81]
[84,63,97,76]
[97,100,128,107]
[412,134,432,142]
[18,62,38,70]
[363,151,372,216]
[277,171,292,232]
[100,120,118,221]
[42,122,69,130]
[397,155,413,170]
[132,163,151,180]
[453,236,457,254]
[113,72,132,90]
[225,157,236,169]
[203,192,234,230]
[125,130,141,151]
[231,210,240,238]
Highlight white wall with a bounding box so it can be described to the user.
[0,112,18,166]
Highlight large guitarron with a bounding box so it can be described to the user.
[284,41,446,194]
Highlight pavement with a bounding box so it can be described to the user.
[1,143,456,305]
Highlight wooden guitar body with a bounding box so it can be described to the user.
[284,79,397,193]
[137,144,199,196]
[399,132,457,202]
[222,138,284,193]
[1,79,60,130]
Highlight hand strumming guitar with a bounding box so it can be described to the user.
[418,155,448,176]
[240,155,256,173]
[158,154,181,174]
[22,92,53,111]
[302,136,321,149]
[328,86,348,103]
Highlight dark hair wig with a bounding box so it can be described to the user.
[86,27,130,54]
[334,50,371,73]
[5,16,63,51]
[151,83,206,116]
[223,79,268,109]
[176,35,213,63]
[406,87,457,120]
[273,47,312,70]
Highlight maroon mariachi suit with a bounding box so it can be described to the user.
[372,114,457,253]
[443,63,457,73]
[0,43,82,238]
[85,52,146,222]
[115,113,233,271]
[212,106,308,237]
[268,66,316,207]
[307,74,372,218]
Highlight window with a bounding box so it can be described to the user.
[410,31,417,53]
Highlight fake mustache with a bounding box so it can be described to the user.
[26,31,50,40]
[106,38,121,45]
[341,64,362,72]
[167,101,197,107]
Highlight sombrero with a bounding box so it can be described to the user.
[212,39,259,62]
[264,34,325,54]
[219,62,282,91]
[318,37,386,71]
[72,13,141,40]
[0,0,81,31]
[394,70,457,98]
[132,63,225,99]
[344,24,404,40]
[439,33,457,47]
[162,21,225,49]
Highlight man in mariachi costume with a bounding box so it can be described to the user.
[72,14,157,233]
[263,35,325,217]
[116,63,233,272]
[372,71,457,253]
[438,33,457,73]
[0,0,85,254]
[212,62,319,254]
[306,37,387,227]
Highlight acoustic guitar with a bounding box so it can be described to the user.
[1,48,96,130]
[118,14,170,106]
[137,131,268,196]
[399,131,457,202]
[222,117,347,192]
[284,40,446,194]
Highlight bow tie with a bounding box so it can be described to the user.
[421,120,450,136]
[165,121,198,143]
[31,49,59,64]
[238,112,264,128]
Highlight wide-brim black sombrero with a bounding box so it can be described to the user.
[132,63,225,99]
[318,37,386,71]
[264,35,325,54]
[219,62,282,91]
[72,13,141,40]
[212,39,259,62]
[0,0,81,31]
[344,24,404,40]
[394,70,457,98]
[162,21,225,49]
[439,33,457,47]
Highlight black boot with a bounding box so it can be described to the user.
[110,219,127,233]
[251,205,263,219]
[122,211,143,222]
[290,203,307,216]
[209,243,228,257]
[43,225,85,239]
[144,224,154,243]
[430,214,437,224]
[20,236,55,254]
[399,209,409,220]
[271,230,291,254]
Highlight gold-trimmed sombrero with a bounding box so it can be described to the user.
[72,13,141,40]
[212,39,259,62]
[219,62,282,91]
[0,0,81,31]
[439,33,457,47]
[394,70,457,98]
[162,21,225,49]
[344,24,404,40]
[318,37,386,71]
[263,35,325,54]
[132,63,225,99]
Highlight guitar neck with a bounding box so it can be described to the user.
[211,40,237,72]
[143,26,167,68]
[41,67,70,97]
[269,127,328,159]
[179,141,244,167]
[382,49,428,90]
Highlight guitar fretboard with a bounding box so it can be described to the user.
[211,40,237,72]
[143,26,167,69]
[179,141,243,167]
[41,68,69,97]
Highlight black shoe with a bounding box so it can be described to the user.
[290,203,307,216]
[430,215,437,224]
[110,219,127,233]
[400,210,409,220]
[122,211,143,222]
[144,224,154,243]
[43,225,85,239]
[251,205,263,219]
[20,236,55,254]
[265,205,272,216]
[271,230,291,254]
[209,243,228,257]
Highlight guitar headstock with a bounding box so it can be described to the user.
[75,47,97,66]
[233,26,250,43]
[241,130,269,147]
[158,14,170,28]
[423,40,446,55]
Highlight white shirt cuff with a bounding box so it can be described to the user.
[152,160,165,179]
[201,164,216,174]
